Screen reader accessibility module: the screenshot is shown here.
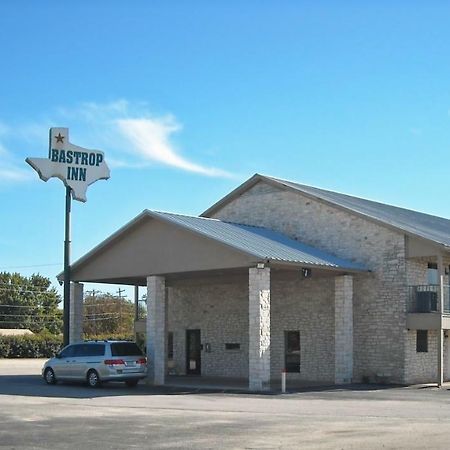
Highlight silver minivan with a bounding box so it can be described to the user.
[42,340,147,387]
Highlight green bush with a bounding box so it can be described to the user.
[83,333,134,341]
[0,333,63,358]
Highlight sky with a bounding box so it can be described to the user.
[1,1,450,298]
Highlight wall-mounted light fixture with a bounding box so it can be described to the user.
[257,262,265,269]
[301,268,312,278]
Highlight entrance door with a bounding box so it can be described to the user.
[186,329,201,375]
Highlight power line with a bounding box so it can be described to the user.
[0,263,62,270]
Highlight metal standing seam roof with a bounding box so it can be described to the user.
[150,210,366,271]
[265,176,450,248]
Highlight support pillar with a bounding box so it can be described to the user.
[249,266,271,391]
[146,275,166,385]
[437,254,444,387]
[69,282,84,344]
[335,275,353,384]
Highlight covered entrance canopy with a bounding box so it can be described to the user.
[63,210,368,391]
[66,209,366,284]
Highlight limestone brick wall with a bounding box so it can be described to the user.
[210,180,408,383]
[334,276,353,384]
[271,275,335,383]
[404,257,450,383]
[168,279,249,378]
[69,282,84,344]
[167,273,336,382]
[249,267,271,390]
[404,330,438,384]
[146,276,166,385]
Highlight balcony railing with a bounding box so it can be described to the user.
[408,285,450,314]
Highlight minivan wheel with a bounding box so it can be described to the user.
[44,368,57,385]
[125,380,138,388]
[87,369,101,388]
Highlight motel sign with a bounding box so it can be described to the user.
[26,127,110,202]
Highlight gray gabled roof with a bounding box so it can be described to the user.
[202,174,450,249]
[151,211,366,271]
[63,209,366,281]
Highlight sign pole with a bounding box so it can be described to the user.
[63,186,72,346]
[26,127,110,346]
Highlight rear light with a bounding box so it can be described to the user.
[104,359,125,365]
[137,358,147,364]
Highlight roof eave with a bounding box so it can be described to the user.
[267,259,369,273]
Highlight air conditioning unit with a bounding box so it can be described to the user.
[416,291,438,312]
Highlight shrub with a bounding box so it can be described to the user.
[0,333,63,358]
[83,333,134,341]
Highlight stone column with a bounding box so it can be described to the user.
[249,267,271,391]
[146,276,166,385]
[69,282,84,344]
[437,254,444,387]
[335,275,353,384]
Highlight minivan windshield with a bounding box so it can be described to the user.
[111,342,143,357]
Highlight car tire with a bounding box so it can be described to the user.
[125,380,139,388]
[87,369,101,388]
[44,368,57,385]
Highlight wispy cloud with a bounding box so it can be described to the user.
[116,116,230,177]
[0,100,232,184]
[0,135,34,184]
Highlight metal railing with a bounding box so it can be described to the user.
[408,285,450,314]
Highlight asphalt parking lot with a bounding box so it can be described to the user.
[2,360,450,449]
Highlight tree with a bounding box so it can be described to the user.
[0,272,62,334]
[83,291,134,338]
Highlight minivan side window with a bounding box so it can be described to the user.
[87,344,105,356]
[72,344,86,357]
[73,344,106,357]
[59,345,75,358]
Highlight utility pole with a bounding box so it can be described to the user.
[116,288,126,333]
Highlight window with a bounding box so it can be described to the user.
[59,345,75,358]
[416,330,428,352]
[225,343,240,350]
[285,331,300,372]
[73,344,104,357]
[168,332,174,360]
[111,342,143,356]
[427,262,438,285]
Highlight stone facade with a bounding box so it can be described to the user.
[210,180,408,383]
[248,267,271,390]
[146,276,167,385]
[167,272,339,384]
[69,282,84,344]
[168,278,249,378]
[335,276,353,384]
[404,256,450,383]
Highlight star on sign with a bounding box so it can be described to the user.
[55,133,64,143]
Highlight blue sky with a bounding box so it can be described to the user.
[1,1,450,296]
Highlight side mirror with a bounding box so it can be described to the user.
[55,353,62,359]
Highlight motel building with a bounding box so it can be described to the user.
[65,174,450,390]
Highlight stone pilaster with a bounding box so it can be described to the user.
[335,275,353,384]
[69,282,84,344]
[249,267,271,391]
[147,275,167,385]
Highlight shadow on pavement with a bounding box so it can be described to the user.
[0,373,404,399]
